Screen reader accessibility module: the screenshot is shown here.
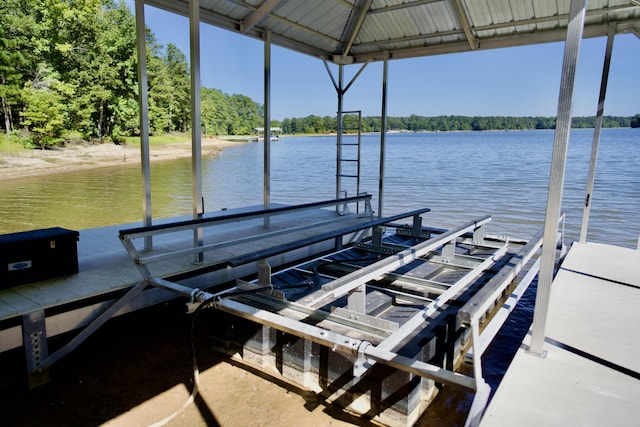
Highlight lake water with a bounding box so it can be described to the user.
[2,128,638,248]
[1,128,638,422]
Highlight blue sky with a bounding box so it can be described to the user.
[128,1,639,121]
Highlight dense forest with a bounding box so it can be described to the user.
[1,1,637,148]
[1,0,264,146]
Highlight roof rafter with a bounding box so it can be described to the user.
[240,0,284,33]
[368,0,445,15]
[339,0,374,57]
[453,0,477,50]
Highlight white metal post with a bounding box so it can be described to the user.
[134,0,153,251]
[264,31,271,228]
[190,0,204,262]
[579,24,615,243]
[529,0,586,357]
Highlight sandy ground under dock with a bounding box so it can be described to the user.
[0,303,469,427]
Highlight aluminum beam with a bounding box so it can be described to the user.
[264,31,271,227]
[580,24,615,242]
[378,52,388,218]
[530,0,586,357]
[135,0,153,251]
[190,0,204,262]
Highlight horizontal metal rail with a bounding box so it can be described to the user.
[137,214,367,265]
[119,194,373,240]
[144,276,476,391]
[227,207,431,267]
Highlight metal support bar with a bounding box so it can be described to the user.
[530,0,586,357]
[579,23,615,242]
[134,0,153,251]
[136,213,372,265]
[263,30,272,227]
[212,291,476,390]
[37,280,148,372]
[23,310,49,388]
[189,0,204,263]
[119,195,373,240]
[379,51,389,218]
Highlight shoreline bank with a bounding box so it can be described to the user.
[0,137,244,181]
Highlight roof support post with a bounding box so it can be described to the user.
[134,0,153,251]
[579,24,616,243]
[190,0,204,262]
[529,0,586,357]
[336,64,345,204]
[378,52,389,218]
[263,30,272,227]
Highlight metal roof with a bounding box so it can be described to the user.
[145,0,639,64]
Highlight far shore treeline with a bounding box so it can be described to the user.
[1,1,639,149]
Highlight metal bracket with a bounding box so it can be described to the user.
[22,310,50,388]
[353,341,373,377]
[473,224,486,245]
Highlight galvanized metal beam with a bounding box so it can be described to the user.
[134,0,153,251]
[263,30,272,227]
[379,51,388,218]
[189,0,204,263]
[339,0,373,58]
[530,0,586,357]
[453,0,477,50]
[240,0,282,33]
[580,24,615,243]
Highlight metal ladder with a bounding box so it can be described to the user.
[336,110,362,213]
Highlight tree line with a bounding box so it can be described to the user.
[1,0,263,147]
[1,1,637,148]
[279,114,635,134]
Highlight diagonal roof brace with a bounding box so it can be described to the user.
[339,0,374,59]
[240,0,284,33]
[453,0,478,50]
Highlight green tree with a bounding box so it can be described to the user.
[20,64,73,146]
[631,114,640,128]
[0,0,47,136]
[164,43,190,132]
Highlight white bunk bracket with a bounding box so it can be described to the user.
[22,310,49,388]
[441,240,457,262]
[472,223,486,245]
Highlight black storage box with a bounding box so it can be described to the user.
[0,227,79,289]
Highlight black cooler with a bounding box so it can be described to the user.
[0,227,79,289]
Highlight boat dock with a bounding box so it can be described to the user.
[480,241,640,426]
[1,197,378,382]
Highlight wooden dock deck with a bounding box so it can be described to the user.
[0,203,374,353]
[480,241,640,426]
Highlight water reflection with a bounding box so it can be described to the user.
[1,128,638,249]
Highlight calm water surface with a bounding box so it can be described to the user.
[1,128,638,422]
[2,128,638,247]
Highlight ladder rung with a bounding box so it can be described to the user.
[338,174,359,178]
[340,159,358,162]
[338,143,359,146]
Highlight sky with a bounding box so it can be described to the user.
[126,1,639,121]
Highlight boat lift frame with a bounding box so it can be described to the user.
[114,205,564,427]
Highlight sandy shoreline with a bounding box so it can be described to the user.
[0,137,244,181]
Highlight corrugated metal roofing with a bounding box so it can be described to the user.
[145,0,640,63]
